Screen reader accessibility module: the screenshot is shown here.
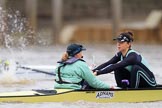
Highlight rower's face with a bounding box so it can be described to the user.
[75,51,83,59]
[117,41,130,52]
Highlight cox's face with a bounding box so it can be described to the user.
[75,51,83,59]
[117,41,130,52]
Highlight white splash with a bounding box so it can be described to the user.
[0,59,36,86]
[0,7,38,84]
[0,7,36,50]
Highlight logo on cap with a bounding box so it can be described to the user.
[113,34,133,42]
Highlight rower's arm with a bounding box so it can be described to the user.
[92,52,121,72]
[96,53,138,75]
[79,62,110,89]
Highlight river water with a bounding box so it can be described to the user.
[0,44,162,108]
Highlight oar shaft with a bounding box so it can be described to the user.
[19,66,56,76]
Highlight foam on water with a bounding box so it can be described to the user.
[0,59,35,86]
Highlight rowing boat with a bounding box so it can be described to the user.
[0,86,162,103]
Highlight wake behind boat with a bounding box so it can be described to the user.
[0,86,162,103]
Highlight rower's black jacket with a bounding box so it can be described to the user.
[92,50,152,75]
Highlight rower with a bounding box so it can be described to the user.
[54,43,113,89]
[93,31,157,88]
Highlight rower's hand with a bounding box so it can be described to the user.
[93,71,97,76]
[93,70,100,76]
[109,86,121,89]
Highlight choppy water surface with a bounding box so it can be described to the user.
[0,44,162,108]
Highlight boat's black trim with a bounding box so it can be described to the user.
[76,85,162,91]
[156,84,162,87]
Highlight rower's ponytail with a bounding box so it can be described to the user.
[61,52,69,61]
[127,31,134,42]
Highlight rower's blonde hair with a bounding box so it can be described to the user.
[61,52,69,61]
